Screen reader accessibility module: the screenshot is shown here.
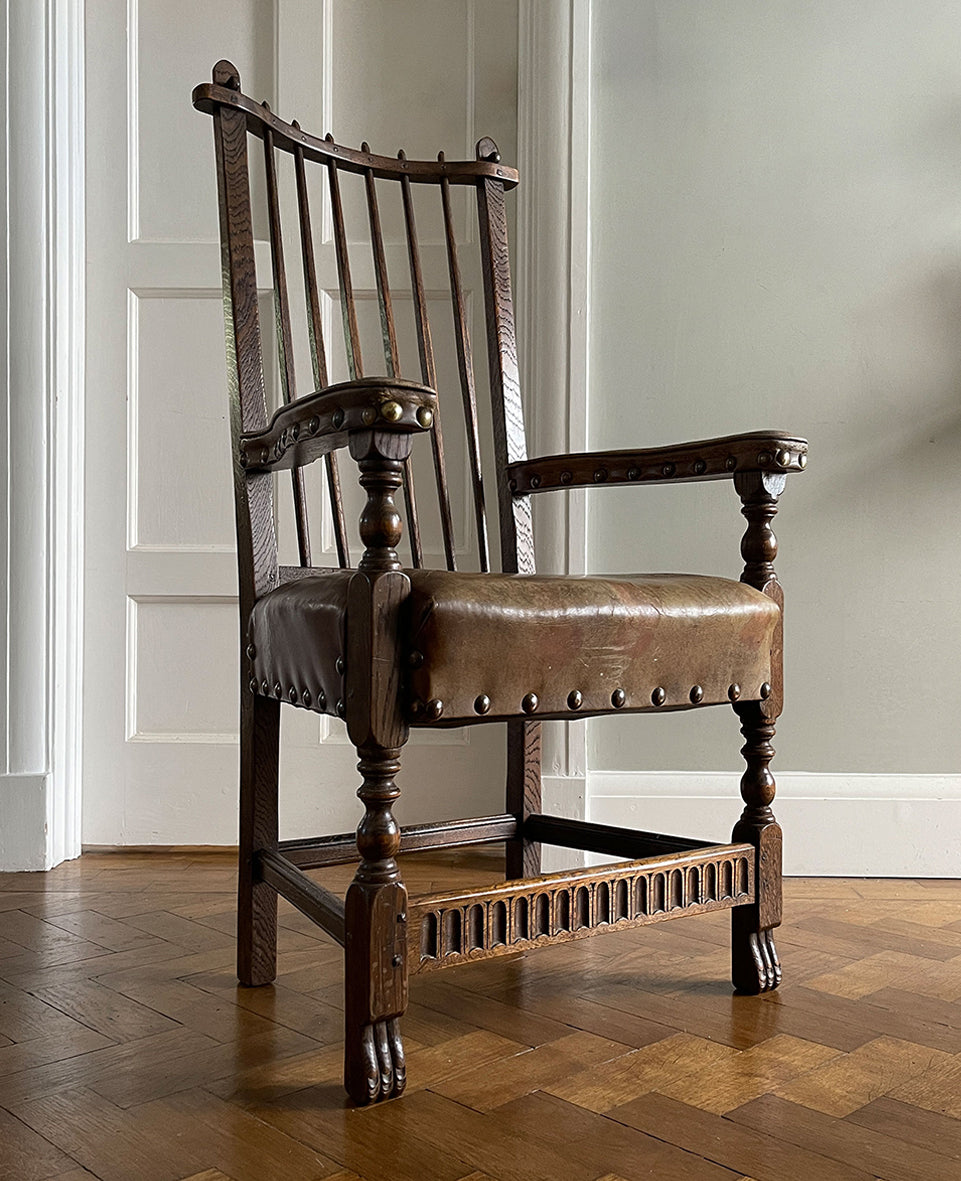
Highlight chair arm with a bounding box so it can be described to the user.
[507,431,808,495]
[239,377,437,473]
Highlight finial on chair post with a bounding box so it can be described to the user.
[475,136,501,163]
[212,59,241,90]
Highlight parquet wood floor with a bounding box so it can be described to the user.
[1,851,960,1180]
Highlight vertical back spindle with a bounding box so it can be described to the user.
[475,141,534,575]
[362,145,422,567]
[441,164,490,571]
[325,140,364,381]
[400,152,457,570]
[293,136,350,567]
[263,118,311,567]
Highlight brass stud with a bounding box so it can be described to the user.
[308,416,320,434]
[260,448,269,465]
[728,683,741,701]
[522,692,539,714]
[594,468,607,482]
[693,459,706,475]
[474,694,491,715]
[336,657,345,676]
[611,688,626,709]
[249,678,258,694]
[380,400,403,422]
[288,686,298,703]
[290,423,300,440]
[757,451,773,466]
[627,467,639,480]
[690,684,704,704]
[332,408,345,429]
[302,689,311,706]
[409,699,423,719]
[416,406,433,429]
[408,650,424,669]
[426,698,444,721]
[273,682,282,697]
[509,478,517,492]
[336,699,345,718]
[530,474,541,489]
[798,452,808,469]
[651,686,666,707]
[261,680,269,695]
[567,689,583,710]
[317,689,326,710]
[662,463,675,478]
[239,449,248,468]
[725,455,737,471]
[361,407,376,426]
[246,643,256,659]
[776,449,791,468]
[760,682,772,699]
[560,470,573,484]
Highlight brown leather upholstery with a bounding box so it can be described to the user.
[247,569,779,724]
[247,570,351,716]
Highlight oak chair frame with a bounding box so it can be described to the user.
[194,61,807,1106]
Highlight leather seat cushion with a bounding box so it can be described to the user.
[405,570,778,723]
[246,568,779,724]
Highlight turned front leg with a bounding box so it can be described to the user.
[344,425,412,1104]
[732,469,785,994]
[344,746,408,1104]
[732,702,782,993]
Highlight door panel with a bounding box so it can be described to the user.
[84,0,518,845]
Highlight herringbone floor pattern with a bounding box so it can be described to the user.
[1,850,960,1180]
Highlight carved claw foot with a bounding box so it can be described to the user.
[733,926,781,994]
[347,1017,406,1105]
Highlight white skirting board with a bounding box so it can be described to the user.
[588,773,961,878]
[0,774,51,872]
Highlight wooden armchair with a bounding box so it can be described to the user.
[193,62,808,1106]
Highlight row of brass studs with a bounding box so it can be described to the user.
[512,449,806,493]
[410,681,772,721]
[239,401,434,468]
[245,642,346,716]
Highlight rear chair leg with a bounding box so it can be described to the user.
[731,700,782,994]
[505,720,542,879]
[238,690,280,986]
[344,745,409,1105]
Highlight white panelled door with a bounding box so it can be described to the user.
[83,0,518,845]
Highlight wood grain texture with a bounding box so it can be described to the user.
[505,720,541,879]
[508,433,808,495]
[4,852,961,1179]
[409,843,754,972]
[236,692,279,987]
[475,173,534,575]
[194,79,520,188]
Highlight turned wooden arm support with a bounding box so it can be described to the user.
[506,431,808,495]
[238,377,437,473]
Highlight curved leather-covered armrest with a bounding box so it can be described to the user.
[507,431,808,495]
[239,377,437,473]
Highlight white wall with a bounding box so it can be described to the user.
[583,1,961,873]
